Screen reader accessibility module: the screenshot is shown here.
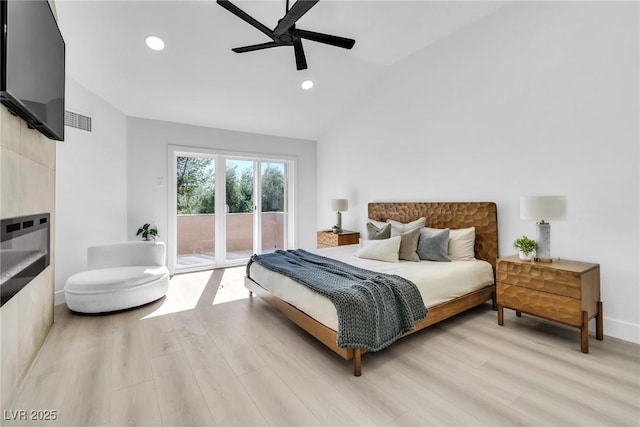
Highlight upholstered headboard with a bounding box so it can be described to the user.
[368,202,499,274]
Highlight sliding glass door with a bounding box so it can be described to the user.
[260,162,287,254]
[175,154,216,269]
[169,147,294,273]
[225,159,255,263]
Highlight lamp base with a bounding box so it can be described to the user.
[535,221,552,262]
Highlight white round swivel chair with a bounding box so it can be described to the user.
[64,241,170,313]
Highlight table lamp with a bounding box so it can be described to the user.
[520,196,567,262]
[330,199,348,233]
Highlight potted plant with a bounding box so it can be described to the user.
[136,223,158,241]
[513,236,536,261]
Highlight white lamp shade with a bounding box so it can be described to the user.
[330,198,348,212]
[520,196,567,221]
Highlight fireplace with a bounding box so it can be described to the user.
[0,213,50,307]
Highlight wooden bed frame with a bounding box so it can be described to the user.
[245,202,499,376]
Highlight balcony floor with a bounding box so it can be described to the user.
[176,250,254,270]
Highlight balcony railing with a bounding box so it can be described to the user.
[176,212,285,267]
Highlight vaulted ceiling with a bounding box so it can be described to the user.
[56,1,507,140]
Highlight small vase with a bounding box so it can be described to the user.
[519,250,533,261]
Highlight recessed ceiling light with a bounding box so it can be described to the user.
[301,80,314,90]
[145,35,165,51]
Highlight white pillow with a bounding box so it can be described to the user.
[387,217,426,234]
[425,226,476,261]
[355,236,401,263]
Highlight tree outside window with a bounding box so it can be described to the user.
[177,157,285,214]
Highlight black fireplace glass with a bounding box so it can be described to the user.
[0,213,50,306]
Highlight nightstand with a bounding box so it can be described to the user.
[496,255,603,353]
[317,230,360,248]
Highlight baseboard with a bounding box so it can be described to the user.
[603,316,640,344]
[54,289,66,306]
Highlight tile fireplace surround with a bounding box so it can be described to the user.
[0,105,56,409]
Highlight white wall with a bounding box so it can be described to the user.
[55,77,128,303]
[126,117,317,258]
[318,2,639,342]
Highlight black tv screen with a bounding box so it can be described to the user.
[1,0,65,141]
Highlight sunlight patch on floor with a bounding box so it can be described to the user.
[141,266,248,319]
[211,266,250,305]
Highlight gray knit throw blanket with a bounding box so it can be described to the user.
[247,249,427,352]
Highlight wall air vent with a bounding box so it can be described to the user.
[64,110,92,132]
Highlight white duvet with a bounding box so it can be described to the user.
[247,244,494,331]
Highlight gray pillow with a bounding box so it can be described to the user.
[367,222,391,240]
[391,227,421,262]
[417,228,451,262]
[387,217,426,234]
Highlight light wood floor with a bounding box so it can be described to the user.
[7,267,640,427]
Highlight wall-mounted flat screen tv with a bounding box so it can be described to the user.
[1,0,65,141]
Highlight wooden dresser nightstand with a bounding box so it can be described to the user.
[317,230,360,248]
[496,255,603,353]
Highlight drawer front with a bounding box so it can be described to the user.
[338,234,360,245]
[317,232,338,248]
[497,262,581,299]
[497,283,582,327]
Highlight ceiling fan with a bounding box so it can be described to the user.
[217,0,356,70]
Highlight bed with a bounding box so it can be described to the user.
[245,202,499,376]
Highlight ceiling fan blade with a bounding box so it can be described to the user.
[290,28,355,49]
[232,41,284,53]
[293,38,307,70]
[273,0,319,36]
[217,0,276,41]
